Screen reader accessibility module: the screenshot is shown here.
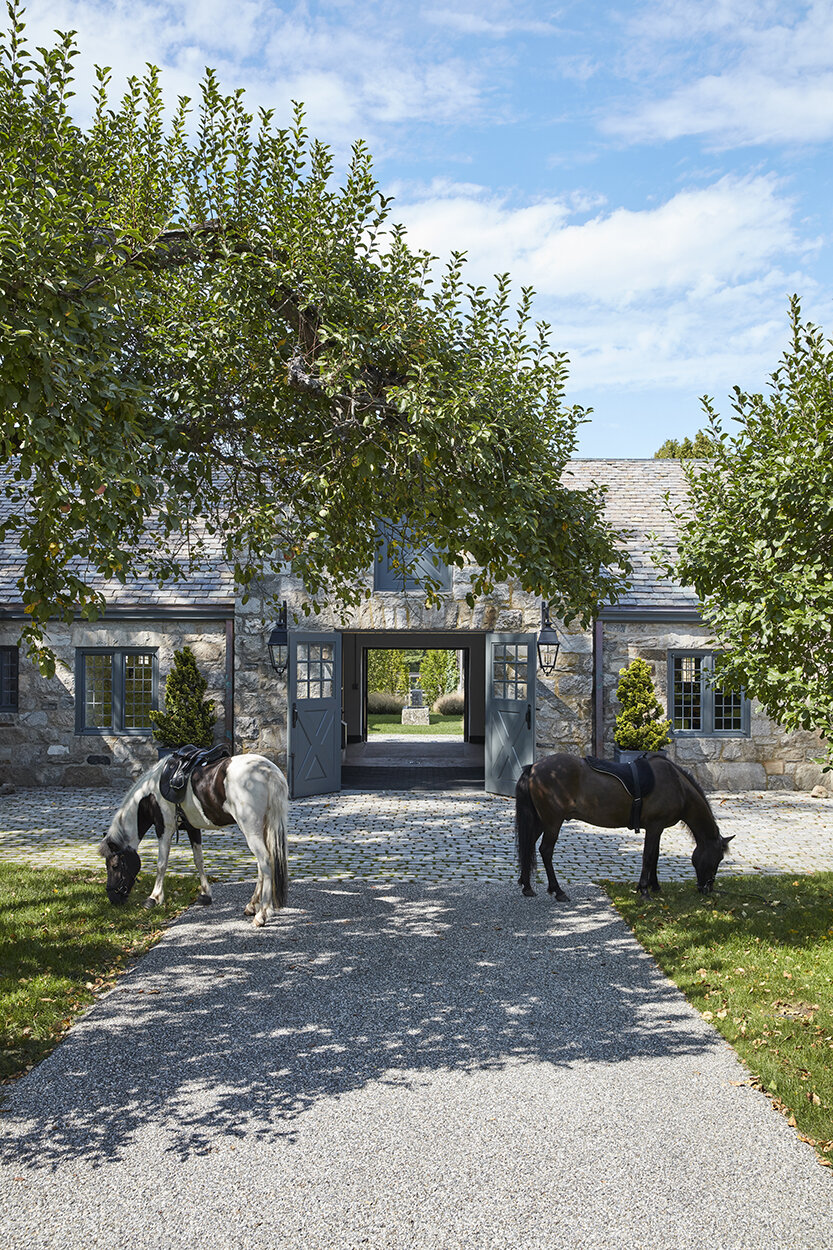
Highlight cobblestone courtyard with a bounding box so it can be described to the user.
[2,785,833,888]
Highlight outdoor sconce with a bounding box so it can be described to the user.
[537,602,560,676]
[267,602,289,676]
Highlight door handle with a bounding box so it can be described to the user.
[292,702,298,727]
[525,704,532,729]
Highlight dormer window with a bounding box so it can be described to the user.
[373,521,451,593]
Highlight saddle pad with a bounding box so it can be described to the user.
[583,755,656,799]
[160,744,232,804]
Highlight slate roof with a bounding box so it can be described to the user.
[0,477,234,613]
[562,459,701,614]
[0,459,699,616]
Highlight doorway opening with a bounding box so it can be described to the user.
[341,632,485,791]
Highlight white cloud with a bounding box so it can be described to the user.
[18,0,490,143]
[609,0,833,146]
[422,7,559,37]
[392,175,816,397]
[396,174,811,303]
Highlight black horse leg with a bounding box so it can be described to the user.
[540,824,570,901]
[638,824,663,897]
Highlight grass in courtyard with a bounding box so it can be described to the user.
[367,713,463,736]
[0,862,194,1083]
[604,873,833,1168]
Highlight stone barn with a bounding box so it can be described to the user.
[0,460,829,797]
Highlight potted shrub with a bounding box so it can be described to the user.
[613,658,671,761]
[150,647,217,755]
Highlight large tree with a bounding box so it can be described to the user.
[669,298,833,760]
[0,7,629,673]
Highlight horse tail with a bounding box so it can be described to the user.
[515,764,543,883]
[265,764,289,909]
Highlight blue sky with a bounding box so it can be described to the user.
[26,0,833,455]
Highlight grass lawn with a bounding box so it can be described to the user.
[367,712,463,736]
[0,862,194,1083]
[605,873,833,1168]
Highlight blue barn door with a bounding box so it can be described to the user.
[485,633,536,797]
[288,631,342,798]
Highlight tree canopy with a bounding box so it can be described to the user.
[0,6,629,673]
[654,429,720,459]
[668,298,833,760]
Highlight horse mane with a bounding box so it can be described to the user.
[107,758,165,847]
[671,758,710,804]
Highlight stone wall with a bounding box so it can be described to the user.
[535,625,594,758]
[600,620,831,793]
[231,570,546,767]
[0,620,228,788]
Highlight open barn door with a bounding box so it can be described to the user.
[288,631,342,798]
[485,633,536,797]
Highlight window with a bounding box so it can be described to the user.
[0,646,19,712]
[668,651,749,736]
[373,521,452,592]
[75,649,157,734]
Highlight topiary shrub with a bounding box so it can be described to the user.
[367,690,408,714]
[150,647,217,748]
[614,658,672,752]
[433,690,464,715]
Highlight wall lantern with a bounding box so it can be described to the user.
[267,602,289,676]
[537,601,560,676]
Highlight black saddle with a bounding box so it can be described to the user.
[159,744,232,805]
[583,754,657,831]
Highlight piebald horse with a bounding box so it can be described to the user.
[98,753,289,927]
[516,751,734,899]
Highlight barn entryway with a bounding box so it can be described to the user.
[286,628,536,797]
[341,630,483,791]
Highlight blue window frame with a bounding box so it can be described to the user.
[0,646,19,712]
[75,649,158,735]
[668,651,749,737]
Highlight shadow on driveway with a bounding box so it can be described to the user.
[0,881,720,1170]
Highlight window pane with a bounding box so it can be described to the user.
[0,647,18,710]
[673,655,702,731]
[124,653,154,729]
[714,687,743,732]
[85,655,113,728]
[296,642,334,700]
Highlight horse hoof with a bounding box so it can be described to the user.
[252,912,266,928]
[142,897,158,908]
[522,886,536,898]
[197,893,213,906]
[553,889,570,902]
[244,903,256,916]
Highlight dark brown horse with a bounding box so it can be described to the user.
[515,752,734,899]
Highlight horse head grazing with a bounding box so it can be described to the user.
[692,834,734,894]
[98,835,141,905]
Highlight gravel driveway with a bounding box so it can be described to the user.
[2,879,832,1250]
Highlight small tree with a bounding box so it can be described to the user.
[614,659,672,752]
[669,298,833,763]
[150,648,216,748]
[419,650,459,708]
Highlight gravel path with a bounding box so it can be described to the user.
[2,880,832,1250]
